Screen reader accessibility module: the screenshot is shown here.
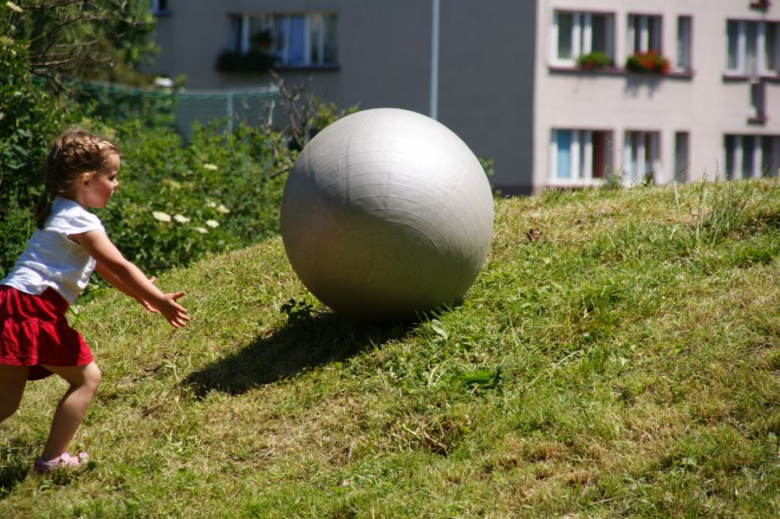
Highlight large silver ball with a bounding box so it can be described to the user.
[281,108,493,322]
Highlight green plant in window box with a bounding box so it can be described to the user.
[577,51,613,70]
[251,29,273,52]
[216,50,278,73]
[625,51,670,74]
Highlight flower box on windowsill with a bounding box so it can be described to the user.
[625,51,670,75]
[548,64,693,80]
[750,1,770,9]
[576,51,614,71]
[215,50,278,74]
[549,64,623,75]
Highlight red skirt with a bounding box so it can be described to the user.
[0,285,93,381]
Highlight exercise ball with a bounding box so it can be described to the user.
[280,108,493,322]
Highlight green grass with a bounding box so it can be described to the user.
[1,179,778,518]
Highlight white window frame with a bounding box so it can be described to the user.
[233,13,337,67]
[623,131,661,186]
[549,129,612,186]
[726,20,780,77]
[627,14,662,55]
[551,10,614,66]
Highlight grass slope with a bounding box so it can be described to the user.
[1,180,778,518]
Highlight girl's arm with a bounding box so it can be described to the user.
[94,263,159,313]
[71,230,190,328]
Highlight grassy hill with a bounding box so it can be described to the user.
[1,180,778,518]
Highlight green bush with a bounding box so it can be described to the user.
[0,39,75,274]
[0,1,298,279]
[96,119,293,274]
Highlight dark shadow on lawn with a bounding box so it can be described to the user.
[182,311,418,398]
[0,442,34,498]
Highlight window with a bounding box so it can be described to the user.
[750,81,767,121]
[151,0,169,16]
[725,135,780,179]
[726,20,780,76]
[230,13,338,67]
[628,14,662,55]
[674,132,690,181]
[624,131,660,185]
[550,130,613,184]
[552,11,615,65]
[676,17,692,71]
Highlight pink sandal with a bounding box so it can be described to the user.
[33,451,89,474]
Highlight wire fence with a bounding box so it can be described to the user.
[71,81,279,138]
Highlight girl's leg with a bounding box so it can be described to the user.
[0,365,29,423]
[39,362,101,460]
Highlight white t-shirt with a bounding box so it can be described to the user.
[2,197,105,304]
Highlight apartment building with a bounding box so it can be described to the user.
[151,1,780,194]
[536,0,780,190]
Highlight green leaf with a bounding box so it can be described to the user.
[430,320,449,339]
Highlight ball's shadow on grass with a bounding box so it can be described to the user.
[183,311,418,398]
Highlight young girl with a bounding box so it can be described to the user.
[0,128,190,474]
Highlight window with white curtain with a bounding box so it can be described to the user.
[676,17,692,71]
[550,130,613,184]
[624,131,661,185]
[726,20,780,76]
[628,14,662,54]
[674,132,690,181]
[552,11,615,65]
[724,135,780,179]
[230,13,338,66]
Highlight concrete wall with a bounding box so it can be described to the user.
[534,0,780,191]
[150,1,537,193]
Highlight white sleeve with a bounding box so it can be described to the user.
[48,207,105,236]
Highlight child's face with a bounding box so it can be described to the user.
[83,153,120,209]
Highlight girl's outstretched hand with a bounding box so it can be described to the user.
[154,291,190,328]
[73,231,191,328]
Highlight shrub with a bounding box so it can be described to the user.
[0,39,75,274]
[96,119,292,274]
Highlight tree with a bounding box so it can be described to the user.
[3,0,156,90]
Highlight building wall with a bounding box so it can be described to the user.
[151,0,537,193]
[439,1,537,195]
[153,1,777,193]
[534,0,780,192]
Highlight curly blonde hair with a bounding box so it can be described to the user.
[35,128,120,229]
